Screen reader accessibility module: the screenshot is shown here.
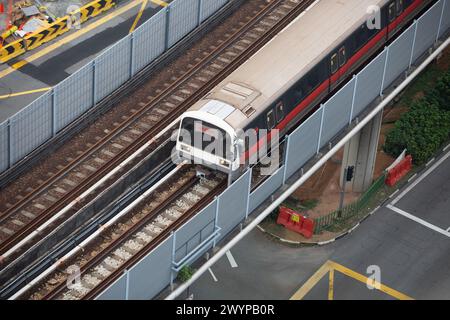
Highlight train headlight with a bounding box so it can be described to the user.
[220,159,230,166]
[181,145,191,152]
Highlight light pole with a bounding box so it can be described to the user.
[338,166,354,217]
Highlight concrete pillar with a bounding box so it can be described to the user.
[340,109,383,192]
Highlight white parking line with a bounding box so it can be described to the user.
[447,226,450,232]
[387,205,450,238]
[226,250,238,268]
[391,150,450,205]
[208,268,218,282]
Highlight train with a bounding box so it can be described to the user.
[175,0,435,178]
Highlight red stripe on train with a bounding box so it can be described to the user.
[243,0,423,161]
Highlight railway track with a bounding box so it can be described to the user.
[0,0,314,268]
[0,0,316,299]
[20,166,226,300]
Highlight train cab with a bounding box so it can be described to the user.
[176,100,242,174]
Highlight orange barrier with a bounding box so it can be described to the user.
[277,206,314,239]
[385,155,413,187]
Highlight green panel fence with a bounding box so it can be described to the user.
[314,173,387,234]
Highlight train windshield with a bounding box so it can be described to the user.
[179,117,232,159]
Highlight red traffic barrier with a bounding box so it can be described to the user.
[385,155,413,187]
[276,206,315,239]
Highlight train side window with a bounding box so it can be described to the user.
[330,53,339,74]
[396,0,404,15]
[338,46,346,67]
[267,110,275,129]
[388,2,396,22]
[276,101,284,123]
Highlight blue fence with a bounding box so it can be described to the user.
[0,0,231,174]
[96,0,450,300]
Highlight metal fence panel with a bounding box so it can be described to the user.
[9,91,53,164]
[383,24,415,90]
[175,199,216,252]
[95,35,132,102]
[167,0,200,48]
[54,62,94,132]
[440,0,450,37]
[132,9,167,75]
[320,78,356,147]
[128,234,173,300]
[249,166,284,213]
[0,120,8,172]
[352,50,387,119]
[412,1,443,62]
[200,0,227,22]
[217,170,251,238]
[96,272,127,300]
[285,108,323,179]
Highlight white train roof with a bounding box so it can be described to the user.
[188,0,389,129]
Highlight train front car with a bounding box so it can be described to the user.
[176,100,241,175]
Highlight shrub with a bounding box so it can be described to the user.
[178,265,195,283]
[428,71,450,111]
[384,99,450,164]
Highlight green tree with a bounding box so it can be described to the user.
[428,71,450,111]
[384,99,450,164]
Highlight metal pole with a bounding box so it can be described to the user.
[7,119,11,168]
[165,6,171,50]
[197,0,203,26]
[92,60,97,105]
[52,88,56,136]
[170,231,176,291]
[317,105,325,154]
[380,46,389,96]
[338,168,347,217]
[245,167,252,219]
[436,0,446,42]
[409,21,418,68]
[349,75,358,124]
[283,135,290,184]
[130,32,135,77]
[165,38,450,300]
[213,196,219,248]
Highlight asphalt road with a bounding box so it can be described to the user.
[189,148,450,300]
[0,0,169,122]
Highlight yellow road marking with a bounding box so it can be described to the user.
[129,0,149,33]
[0,87,51,99]
[290,260,332,300]
[151,0,168,7]
[330,261,414,300]
[328,269,334,300]
[290,260,414,300]
[0,0,144,80]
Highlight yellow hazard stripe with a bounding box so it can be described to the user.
[0,0,116,63]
